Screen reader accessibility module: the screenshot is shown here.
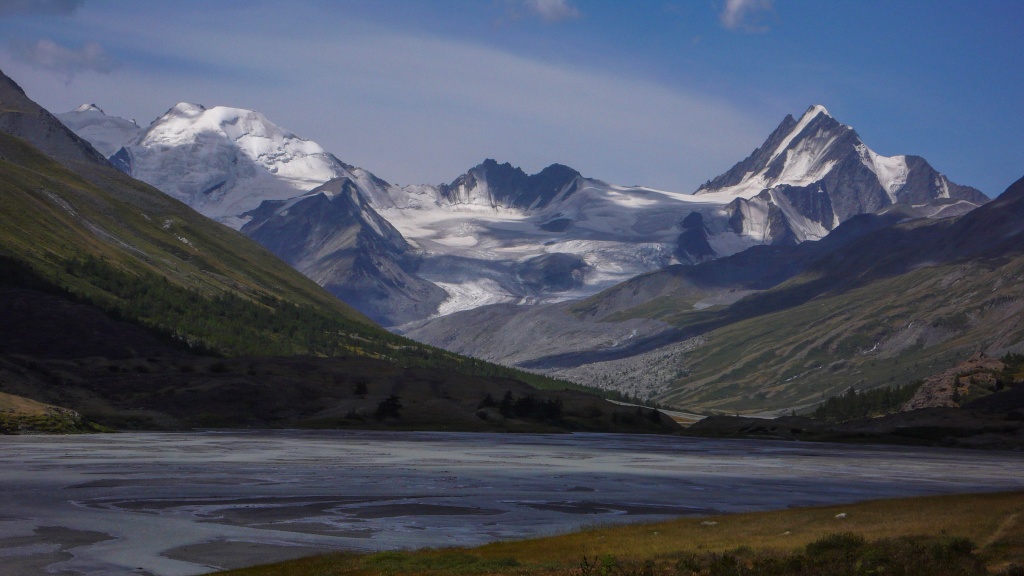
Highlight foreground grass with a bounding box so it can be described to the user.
[217,490,1024,575]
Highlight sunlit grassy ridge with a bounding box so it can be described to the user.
[0,131,595,393]
[656,256,1024,412]
[215,491,1024,575]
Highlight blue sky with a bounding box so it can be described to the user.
[1,0,1021,195]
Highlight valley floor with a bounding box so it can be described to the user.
[1,431,1022,575]
[221,490,1024,576]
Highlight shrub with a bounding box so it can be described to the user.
[374,395,402,420]
[805,532,866,557]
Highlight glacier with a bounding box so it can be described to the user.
[58,103,988,324]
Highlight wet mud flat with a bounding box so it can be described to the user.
[1,430,1022,575]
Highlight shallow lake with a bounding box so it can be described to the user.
[1,431,1022,575]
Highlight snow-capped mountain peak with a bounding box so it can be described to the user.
[74,103,105,113]
[140,103,302,148]
[764,104,832,164]
[804,104,831,119]
[694,105,985,221]
[56,104,142,158]
[696,104,852,199]
[118,103,347,226]
[170,101,204,114]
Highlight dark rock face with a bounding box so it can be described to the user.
[441,159,582,211]
[725,190,799,246]
[675,212,716,264]
[539,217,573,232]
[242,177,448,327]
[817,152,891,220]
[516,253,587,293]
[0,69,109,168]
[697,114,799,193]
[109,146,133,174]
[778,185,834,231]
[898,155,989,205]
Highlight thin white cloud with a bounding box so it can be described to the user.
[720,0,774,32]
[0,0,82,17]
[8,38,116,80]
[2,4,763,192]
[523,0,580,22]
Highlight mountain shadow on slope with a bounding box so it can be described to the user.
[241,177,449,326]
[0,258,676,433]
[516,253,588,294]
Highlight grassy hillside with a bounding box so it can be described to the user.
[0,130,369,326]
[217,490,1024,575]
[547,177,1024,414]
[0,130,603,392]
[658,254,1024,412]
[0,390,99,433]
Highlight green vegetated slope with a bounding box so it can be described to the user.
[0,390,100,433]
[0,130,375,351]
[663,255,1024,412]
[587,177,1024,413]
[0,70,670,432]
[0,125,593,389]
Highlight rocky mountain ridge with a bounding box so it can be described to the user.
[57,103,988,327]
[403,172,1023,410]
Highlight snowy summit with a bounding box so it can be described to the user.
[56,104,142,158]
[108,103,349,227]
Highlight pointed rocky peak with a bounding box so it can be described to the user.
[535,162,582,183]
[316,175,362,201]
[801,104,831,121]
[693,103,984,231]
[0,69,28,100]
[443,159,582,211]
[466,158,527,187]
[0,68,109,167]
[74,103,105,114]
[697,104,854,197]
[479,158,517,172]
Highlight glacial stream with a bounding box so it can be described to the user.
[1,431,1022,575]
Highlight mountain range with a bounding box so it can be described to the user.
[1,68,670,433]
[406,174,1024,413]
[49,86,1024,419]
[58,103,987,327]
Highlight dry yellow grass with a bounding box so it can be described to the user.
[0,390,54,415]
[218,490,1024,575]
[473,490,1024,567]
